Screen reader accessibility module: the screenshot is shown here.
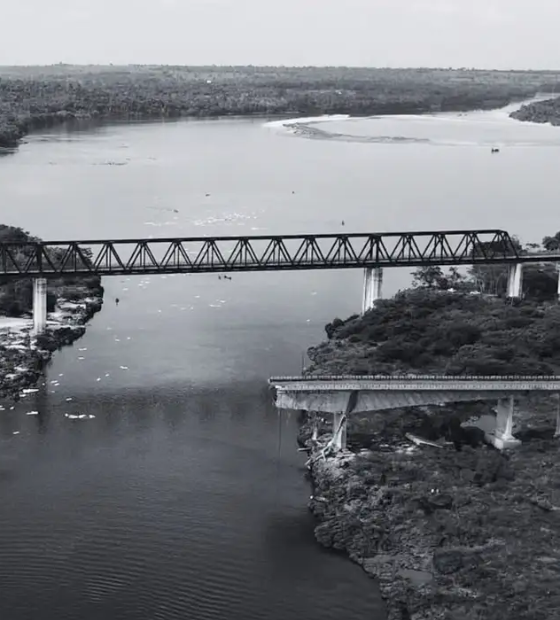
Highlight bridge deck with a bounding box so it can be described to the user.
[1,229,558,278]
[269,375,560,391]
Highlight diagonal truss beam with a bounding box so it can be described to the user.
[0,229,553,279]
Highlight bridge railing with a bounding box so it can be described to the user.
[269,374,560,382]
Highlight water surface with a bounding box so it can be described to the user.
[1,101,559,619]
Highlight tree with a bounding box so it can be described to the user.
[523,263,558,301]
[412,266,448,289]
[542,231,560,251]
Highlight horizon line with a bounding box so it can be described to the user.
[1,63,560,73]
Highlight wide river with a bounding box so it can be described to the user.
[0,98,559,620]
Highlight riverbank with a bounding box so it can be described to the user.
[0,286,103,401]
[1,65,556,149]
[300,285,560,619]
[0,225,105,400]
[304,405,560,620]
[510,96,560,125]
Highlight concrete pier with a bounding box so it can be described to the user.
[362,267,383,313]
[32,278,47,335]
[332,412,347,450]
[507,263,523,299]
[489,396,521,449]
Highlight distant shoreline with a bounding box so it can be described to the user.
[1,65,552,149]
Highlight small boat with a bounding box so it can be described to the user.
[491,147,500,154]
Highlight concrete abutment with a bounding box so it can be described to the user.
[32,278,47,335]
[362,267,383,314]
[507,263,523,299]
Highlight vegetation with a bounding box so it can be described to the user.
[304,230,560,620]
[2,65,560,147]
[310,425,560,620]
[0,224,102,317]
[313,232,560,377]
[313,288,560,377]
[511,95,560,125]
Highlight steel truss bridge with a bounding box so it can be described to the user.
[0,229,557,279]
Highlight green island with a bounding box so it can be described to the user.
[300,232,560,620]
[511,96,560,125]
[2,65,560,148]
[0,225,103,400]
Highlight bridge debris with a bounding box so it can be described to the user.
[405,433,443,448]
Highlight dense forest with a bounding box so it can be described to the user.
[312,232,560,377]
[2,65,560,147]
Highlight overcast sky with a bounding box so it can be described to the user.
[2,0,559,69]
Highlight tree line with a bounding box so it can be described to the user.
[2,65,560,147]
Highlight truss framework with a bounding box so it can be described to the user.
[0,229,542,279]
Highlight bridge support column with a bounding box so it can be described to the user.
[362,267,383,314]
[557,266,560,302]
[555,395,560,438]
[506,264,523,299]
[489,396,521,450]
[311,414,319,442]
[32,278,47,335]
[332,412,347,451]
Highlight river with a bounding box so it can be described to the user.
[0,99,559,620]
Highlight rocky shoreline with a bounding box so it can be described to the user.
[300,400,560,620]
[0,286,103,401]
[294,284,560,619]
